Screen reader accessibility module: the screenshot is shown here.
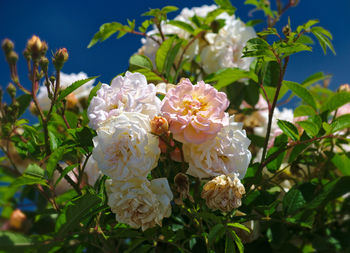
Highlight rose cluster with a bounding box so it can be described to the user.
[87,71,251,230]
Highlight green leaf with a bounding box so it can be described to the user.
[306,176,350,209]
[284,81,317,110]
[262,61,280,87]
[11,174,48,187]
[227,223,251,233]
[205,68,257,90]
[321,92,350,112]
[0,231,34,250]
[46,147,65,179]
[294,105,316,117]
[155,37,176,73]
[246,19,263,27]
[266,146,286,173]
[311,27,335,55]
[275,42,312,58]
[283,188,306,215]
[165,39,183,79]
[161,6,178,14]
[87,82,102,105]
[168,20,194,34]
[48,128,59,150]
[56,192,102,235]
[16,94,32,117]
[322,122,332,134]
[230,230,244,253]
[297,115,321,137]
[131,68,163,82]
[129,54,153,71]
[208,223,225,245]
[301,72,331,88]
[215,0,236,15]
[244,80,260,106]
[330,114,350,133]
[88,22,124,48]
[277,120,299,141]
[225,232,236,253]
[296,19,319,34]
[242,38,275,61]
[331,154,350,176]
[57,76,98,103]
[24,164,45,178]
[262,85,289,102]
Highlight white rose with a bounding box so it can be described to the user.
[88,71,160,130]
[92,112,160,180]
[200,17,256,74]
[184,116,251,179]
[106,177,173,231]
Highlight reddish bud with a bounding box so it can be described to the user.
[150,116,169,135]
[9,209,26,230]
[52,48,69,70]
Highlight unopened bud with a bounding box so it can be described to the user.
[150,116,169,135]
[27,35,42,54]
[39,56,49,73]
[23,48,31,61]
[66,93,78,109]
[7,51,18,64]
[41,41,48,54]
[9,209,27,230]
[52,48,69,70]
[1,38,14,54]
[290,0,299,7]
[6,83,16,98]
[338,84,350,93]
[49,75,56,84]
[282,25,291,37]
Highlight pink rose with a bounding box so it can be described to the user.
[161,79,229,144]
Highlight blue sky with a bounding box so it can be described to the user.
[0,0,349,99]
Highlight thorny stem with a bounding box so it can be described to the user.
[260,55,289,168]
[31,63,50,155]
[176,31,205,71]
[258,81,272,111]
[268,0,295,28]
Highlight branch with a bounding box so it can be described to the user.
[260,134,335,169]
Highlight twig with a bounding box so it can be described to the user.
[260,134,335,169]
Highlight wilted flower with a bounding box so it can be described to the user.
[174,173,193,205]
[200,16,256,74]
[201,173,245,212]
[36,72,94,111]
[92,112,160,180]
[106,177,173,231]
[161,78,229,144]
[183,116,251,179]
[88,71,160,130]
